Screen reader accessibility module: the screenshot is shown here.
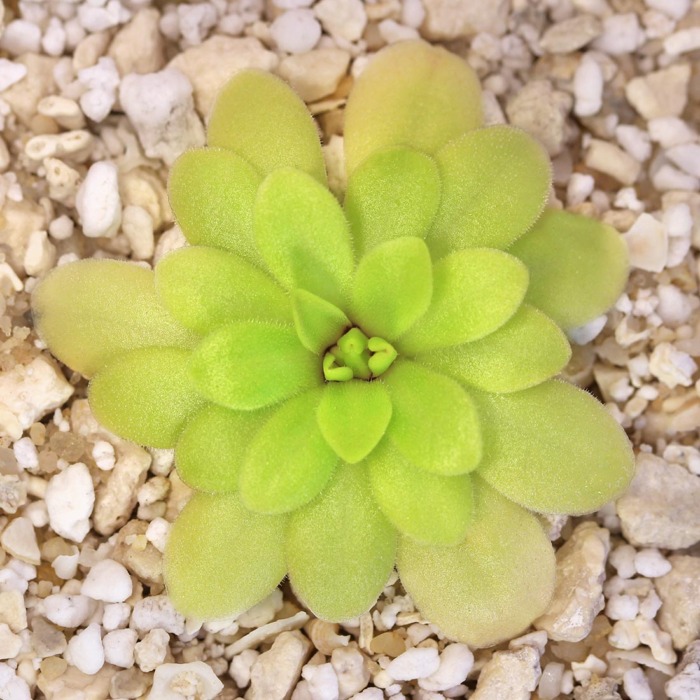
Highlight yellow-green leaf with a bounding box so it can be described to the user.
[428,125,551,258]
[474,380,635,514]
[292,290,350,355]
[344,41,482,174]
[397,477,555,648]
[207,70,326,184]
[32,260,195,378]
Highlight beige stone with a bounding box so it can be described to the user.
[656,556,700,650]
[248,631,313,700]
[108,9,165,75]
[540,14,602,53]
[278,49,350,103]
[2,54,58,127]
[626,64,691,120]
[421,0,509,40]
[471,646,541,700]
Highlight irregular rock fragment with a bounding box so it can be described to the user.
[626,64,690,120]
[131,595,185,635]
[421,0,508,40]
[540,15,601,53]
[81,558,133,603]
[585,140,640,186]
[387,647,440,681]
[419,643,474,691]
[314,0,366,42]
[66,623,104,676]
[278,49,350,103]
[248,631,312,700]
[75,161,122,239]
[0,516,40,564]
[656,556,700,650]
[535,523,610,642]
[617,454,700,550]
[108,8,165,75]
[471,645,542,700]
[330,646,370,699]
[45,462,95,543]
[149,661,223,700]
[666,641,700,700]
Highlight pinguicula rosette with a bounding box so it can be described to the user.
[32,41,634,647]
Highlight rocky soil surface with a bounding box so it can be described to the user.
[0,0,699,698]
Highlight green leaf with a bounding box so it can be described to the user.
[255,168,354,309]
[292,290,350,355]
[155,247,291,335]
[397,477,555,648]
[344,41,482,175]
[89,348,205,448]
[509,209,629,329]
[344,147,441,256]
[189,323,320,410]
[421,305,571,394]
[207,70,326,184]
[240,390,338,514]
[352,238,432,340]
[384,361,481,475]
[428,125,552,258]
[287,464,396,621]
[31,260,196,378]
[168,148,263,264]
[368,442,473,545]
[176,404,269,493]
[164,492,286,619]
[399,249,529,354]
[474,380,635,514]
[316,381,392,464]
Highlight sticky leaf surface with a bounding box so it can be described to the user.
[292,290,350,355]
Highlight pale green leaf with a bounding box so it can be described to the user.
[397,477,555,648]
[384,361,481,475]
[207,70,326,184]
[428,125,552,258]
[399,248,529,354]
[292,290,350,355]
[89,347,205,448]
[368,442,473,545]
[344,147,441,256]
[168,148,262,264]
[240,389,338,514]
[176,404,269,493]
[155,247,291,335]
[344,41,482,175]
[474,380,635,514]
[352,238,432,340]
[255,168,354,309]
[287,464,397,621]
[509,209,629,329]
[189,323,320,410]
[164,492,286,619]
[32,260,195,378]
[316,381,392,464]
[421,305,571,393]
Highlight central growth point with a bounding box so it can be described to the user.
[323,328,398,382]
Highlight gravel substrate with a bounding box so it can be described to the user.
[1,0,699,698]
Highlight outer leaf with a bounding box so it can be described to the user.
[399,249,529,354]
[255,169,354,308]
[168,148,262,264]
[344,147,441,256]
[421,305,571,394]
[164,492,286,619]
[316,381,392,464]
[207,70,326,184]
[155,247,291,335]
[189,323,320,410]
[352,238,432,339]
[428,125,552,258]
[509,209,629,329]
[176,404,269,493]
[292,290,350,355]
[344,41,482,174]
[89,347,205,448]
[240,390,338,514]
[32,260,195,378]
[474,380,635,514]
[397,477,555,648]
[368,442,473,545]
[384,361,481,475]
[287,464,397,621]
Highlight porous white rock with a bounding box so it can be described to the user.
[120,68,204,166]
[535,522,609,641]
[67,623,104,675]
[78,56,120,122]
[664,27,700,55]
[656,556,700,650]
[92,440,116,471]
[238,589,284,629]
[387,647,440,681]
[538,661,565,700]
[330,646,369,699]
[645,0,690,20]
[540,14,601,53]
[134,628,170,672]
[314,0,367,42]
[592,13,645,54]
[0,591,27,633]
[301,662,339,700]
[103,628,137,668]
[145,517,170,553]
[149,661,224,700]
[75,161,121,238]
[616,125,652,163]
[648,117,697,148]
[573,53,603,117]
[0,20,42,56]
[122,205,155,259]
[617,453,700,550]
[102,603,131,632]
[666,641,700,700]
[78,0,131,32]
[24,230,57,277]
[0,59,27,93]
[635,549,672,578]
[52,547,80,580]
[0,624,21,661]
[666,144,700,179]
[624,213,668,273]
[0,662,31,700]
[0,517,40,565]
[606,594,639,621]
[471,646,541,700]
[131,595,185,635]
[44,594,93,628]
[626,64,691,120]
[649,343,697,388]
[248,631,312,700]
[421,0,508,40]
[45,462,95,543]
[82,559,133,603]
[419,643,474,691]
[229,648,259,688]
[270,10,321,54]
[12,437,37,470]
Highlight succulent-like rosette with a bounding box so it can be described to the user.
[33,41,634,647]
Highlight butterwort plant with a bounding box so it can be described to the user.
[33,41,634,647]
